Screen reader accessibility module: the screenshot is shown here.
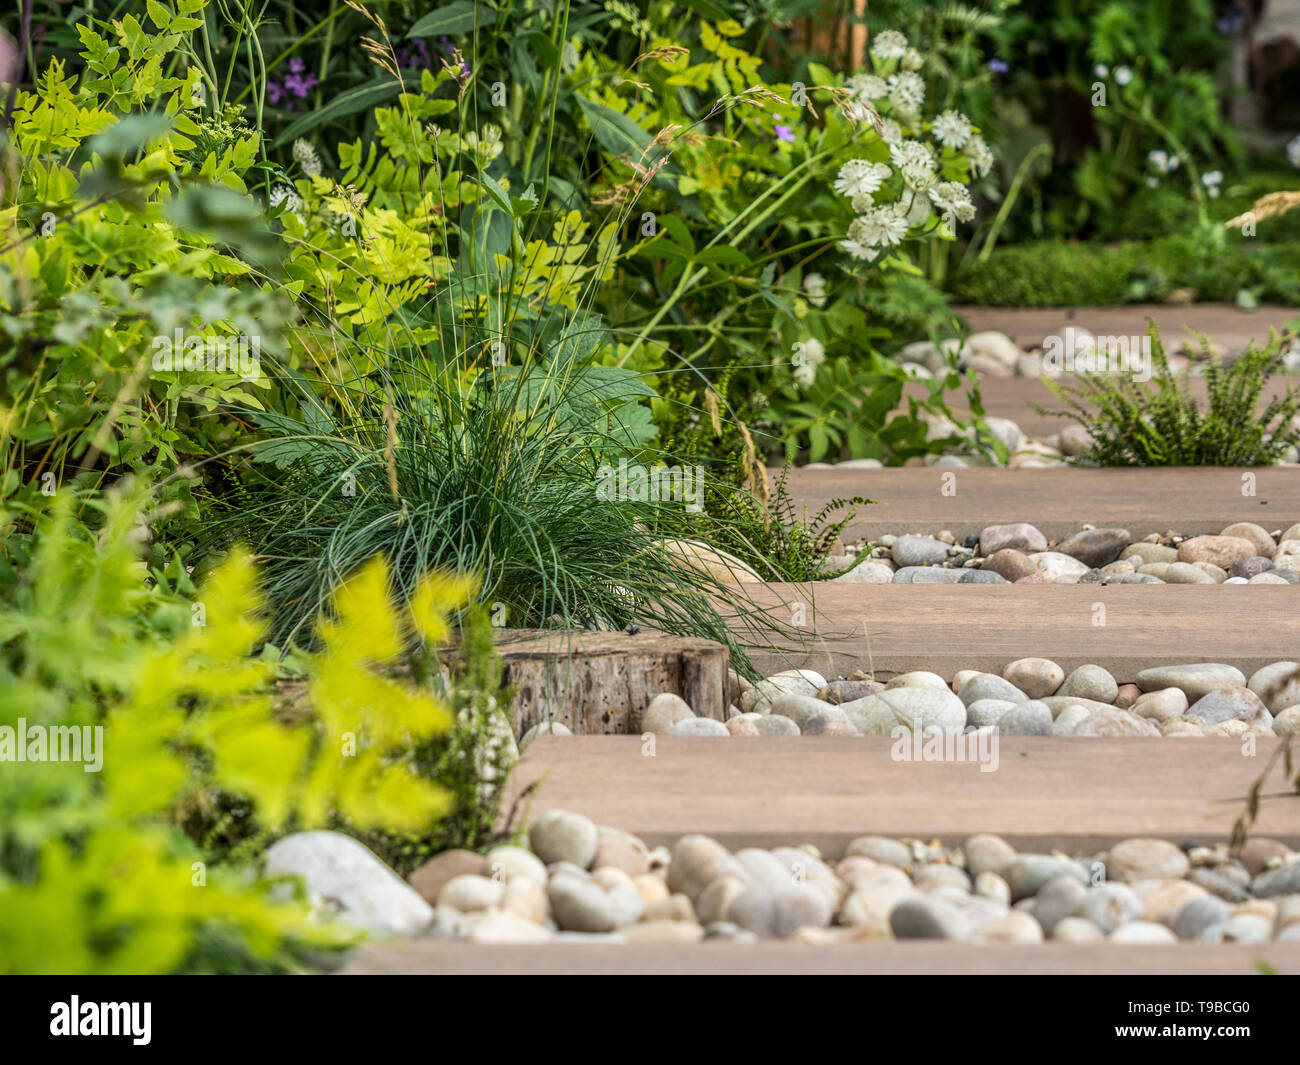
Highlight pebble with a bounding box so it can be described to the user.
[1057,664,1119,705]
[958,673,1029,707]
[770,693,838,728]
[1070,707,1161,737]
[1185,687,1268,725]
[530,809,599,868]
[891,535,951,567]
[1131,687,1189,722]
[1032,876,1088,934]
[1135,664,1247,701]
[1081,883,1143,933]
[726,715,761,736]
[1028,551,1090,581]
[409,849,488,905]
[966,698,1016,728]
[803,708,859,735]
[820,679,885,703]
[996,700,1053,735]
[1274,706,1300,735]
[889,896,970,940]
[548,873,618,932]
[893,566,963,583]
[1107,838,1191,882]
[642,693,694,735]
[964,835,1017,878]
[1053,916,1104,943]
[1230,556,1274,579]
[592,827,651,877]
[467,910,552,943]
[1173,896,1231,940]
[1252,864,1300,897]
[840,687,967,735]
[1121,543,1178,566]
[984,548,1035,582]
[1055,528,1131,567]
[1219,522,1276,558]
[973,911,1043,944]
[980,522,1048,555]
[1247,661,1300,712]
[264,831,434,936]
[999,855,1089,901]
[753,714,801,737]
[1177,535,1257,568]
[671,717,730,736]
[1002,657,1065,699]
[1109,921,1177,944]
[668,835,742,900]
[438,874,505,912]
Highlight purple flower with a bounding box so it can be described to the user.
[987,58,1008,74]
[775,124,794,143]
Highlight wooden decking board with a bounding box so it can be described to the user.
[343,939,1300,975]
[504,737,1300,854]
[733,583,1300,680]
[780,467,1300,542]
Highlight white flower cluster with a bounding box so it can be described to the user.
[832,32,990,263]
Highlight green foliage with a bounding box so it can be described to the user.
[0,483,480,973]
[1042,325,1300,467]
[703,464,875,582]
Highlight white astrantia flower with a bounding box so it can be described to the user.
[888,71,926,113]
[269,185,303,213]
[792,337,826,388]
[932,110,973,149]
[965,133,994,178]
[857,203,910,247]
[851,192,875,212]
[878,118,903,145]
[1288,133,1300,168]
[803,272,827,307]
[891,139,937,190]
[833,158,892,199]
[840,216,879,260]
[293,139,322,178]
[905,193,933,226]
[870,30,909,61]
[846,73,888,101]
[1114,65,1133,85]
[1094,64,1109,78]
[928,181,976,222]
[840,99,879,127]
[902,48,924,71]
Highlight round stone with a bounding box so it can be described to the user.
[1032,876,1087,935]
[966,698,1016,728]
[1219,522,1276,558]
[1230,556,1274,579]
[803,708,859,735]
[1053,916,1104,943]
[591,827,651,877]
[642,693,694,734]
[1173,896,1231,940]
[1027,551,1090,581]
[1055,528,1131,567]
[1003,657,1065,699]
[964,834,1017,878]
[847,835,912,869]
[885,671,952,692]
[1185,687,1268,725]
[1252,863,1300,897]
[1132,687,1190,722]
[1106,838,1190,882]
[998,855,1089,901]
[1109,921,1177,944]
[485,845,549,887]
[408,849,489,905]
[754,714,801,736]
[958,673,1029,707]
[1177,535,1257,568]
[1081,883,1142,933]
[984,549,1035,582]
[769,693,838,728]
[840,687,967,735]
[980,522,1047,555]
[889,896,970,940]
[1057,664,1119,704]
[891,535,951,567]
[726,715,761,736]
[438,874,504,912]
[668,835,741,900]
[1071,708,1161,737]
[547,873,617,932]
[671,717,730,737]
[1274,706,1300,736]
[996,700,1053,736]
[529,810,599,868]
[1135,664,1247,701]
[1247,661,1300,712]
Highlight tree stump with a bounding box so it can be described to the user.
[482,629,730,736]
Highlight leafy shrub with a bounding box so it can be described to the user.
[0,483,481,973]
[1042,325,1300,466]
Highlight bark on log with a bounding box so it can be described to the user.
[479,629,730,736]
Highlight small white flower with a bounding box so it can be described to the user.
[905,194,933,226]
[965,133,994,178]
[1147,149,1181,174]
[851,193,875,212]
[870,30,909,61]
[879,118,904,145]
[793,363,816,388]
[1202,170,1223,197]
[932,110,973,149]
[928,181,976,222]
[846,73,888,101]
[902,48,924,71]
[1288,134,1300,168]
[840,99,879,127]
[803,272,827,307]
[887,71,926,113]
[269,185,302,213]
[857,203,909,247]
[834,158,892,199]
[1114,65,1133,85]
[793,337,826,368]
[1168,154,1181,171]
[891,139,937,190]
[1094,64,1109,78]
[840,216,879,260]
[293,139,322,178]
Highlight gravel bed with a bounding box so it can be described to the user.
[545,660,1300,741]
[296,817,1300,945]
[822,520,1300,585]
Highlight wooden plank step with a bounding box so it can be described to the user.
[779,466,1300,542]
[343,939,1300,975]
[502,736,1300,855]
[736,583,1300,680]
